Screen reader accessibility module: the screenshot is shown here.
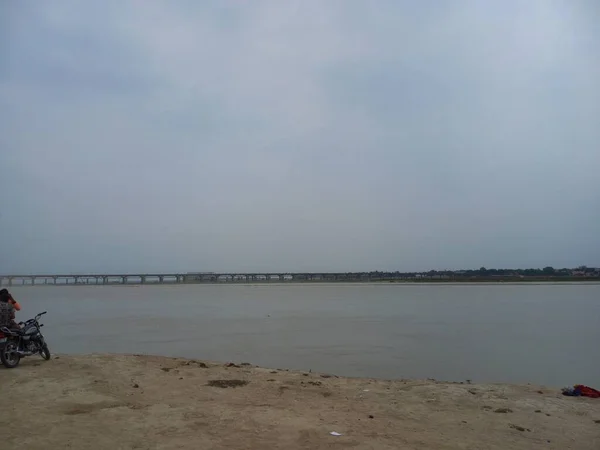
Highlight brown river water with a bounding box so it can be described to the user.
[7,283,600,386]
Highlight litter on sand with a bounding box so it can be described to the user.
[330,432,342,436]
[562,385,600,398]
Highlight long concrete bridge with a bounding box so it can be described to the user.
[0,272,403,286]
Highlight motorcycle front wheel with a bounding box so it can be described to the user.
[41,344,51,361]
[0,342,21,368]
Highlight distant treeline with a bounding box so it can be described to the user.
[363,266,600,280]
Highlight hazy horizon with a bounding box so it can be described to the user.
[2,1,599,274]
[0,265,597,277]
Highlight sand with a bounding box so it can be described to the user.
[1,354,598,449]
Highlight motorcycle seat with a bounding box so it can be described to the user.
[0,327,24,335]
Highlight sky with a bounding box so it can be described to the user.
[1,0,599,274]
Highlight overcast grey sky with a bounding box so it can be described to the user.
[1,1,599,274]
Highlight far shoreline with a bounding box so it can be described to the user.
[7,279,600,287]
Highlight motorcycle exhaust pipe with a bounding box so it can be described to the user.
[16,350,33,356]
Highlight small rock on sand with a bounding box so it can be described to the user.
[185,361,208,368]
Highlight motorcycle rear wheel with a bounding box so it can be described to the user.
[0,342,21,368]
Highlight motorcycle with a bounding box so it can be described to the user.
[0,311,51,368]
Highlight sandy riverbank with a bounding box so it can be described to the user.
[1,354,598,449]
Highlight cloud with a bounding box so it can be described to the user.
[1,0,599,273]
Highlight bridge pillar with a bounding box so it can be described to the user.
[140,275,146,284]
[122,276,127,284]
[158,276,164,283]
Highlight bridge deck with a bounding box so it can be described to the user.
[0,272,393,286]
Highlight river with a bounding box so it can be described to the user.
[7,283,600,386]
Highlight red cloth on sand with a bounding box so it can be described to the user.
[575,385,600,398]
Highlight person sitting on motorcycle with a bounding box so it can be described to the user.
[0,289,21,311]
[0,289,20,330]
